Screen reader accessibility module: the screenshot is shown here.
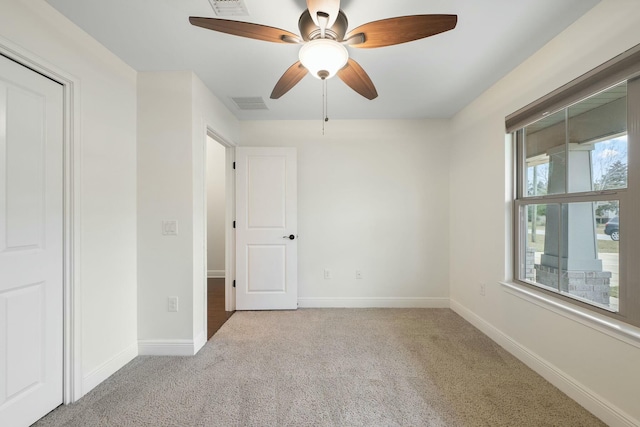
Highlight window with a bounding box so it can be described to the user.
[508,45,640,327]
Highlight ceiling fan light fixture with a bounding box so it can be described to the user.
[298,39,348,80]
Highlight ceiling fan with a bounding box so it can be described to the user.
[189,0,457,101]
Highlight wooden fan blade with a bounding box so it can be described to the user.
[345,15,457,49]
[306,0,340,28]
[337,58,378,100]
[189,17,301,44]
[271,61,309,99]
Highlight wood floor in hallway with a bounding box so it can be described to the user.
[208,278,234,339]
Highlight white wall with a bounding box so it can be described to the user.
[0,0,138,397]
[206,138,226,276]
[137,71,194,344]
[239,119,450,307]
[138,71,238,354]
[449,1,640,425]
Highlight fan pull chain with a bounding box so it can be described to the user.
[325,78,329,124]
[322,78,327,135]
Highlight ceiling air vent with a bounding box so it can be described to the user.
[208,0,249,17]
[231,97,269,111]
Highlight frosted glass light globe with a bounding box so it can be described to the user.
[299,39,349,80]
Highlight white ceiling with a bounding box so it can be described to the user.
[46,0,600,121]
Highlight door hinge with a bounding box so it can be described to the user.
[233,220,236,228]
[233,280,236,288]
[233,161,236,169]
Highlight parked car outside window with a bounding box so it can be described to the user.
[604,216,619,241]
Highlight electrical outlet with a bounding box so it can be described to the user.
[168,296,179,312]
[355,270,363,279]
[479,283,486,296]
[323,268,332,279]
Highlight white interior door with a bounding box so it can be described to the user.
[235,147,297,310]
[0,55,64,426]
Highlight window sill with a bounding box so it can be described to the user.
[500,281,640,349]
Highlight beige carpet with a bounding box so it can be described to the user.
[36,309,605,426]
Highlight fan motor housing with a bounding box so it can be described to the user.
[298,10,348,41]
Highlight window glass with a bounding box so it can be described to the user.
[558,201,619,312]
[590,135,628,192]
[568,82,627,193]
[524,110,566,196]
[522,203,559,291]
[521,201,620,312]
[517,84,628,316]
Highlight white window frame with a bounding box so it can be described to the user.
[507,44,640,328]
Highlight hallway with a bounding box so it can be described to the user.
[208,278,233,339]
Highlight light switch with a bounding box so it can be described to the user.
[162,220,178,236]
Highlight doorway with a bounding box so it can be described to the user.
[206,134,234,338]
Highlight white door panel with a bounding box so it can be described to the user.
[0,55,64,427]
[247,245,286,292]
[246,155,287,228]
[236,147,297,310]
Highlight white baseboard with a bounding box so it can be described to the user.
[207,270,225,278]
[298,297,449,308]
[450,299,638,427]
[82,342,138,397]
[138,339,202,356]
[193,331,206,355]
